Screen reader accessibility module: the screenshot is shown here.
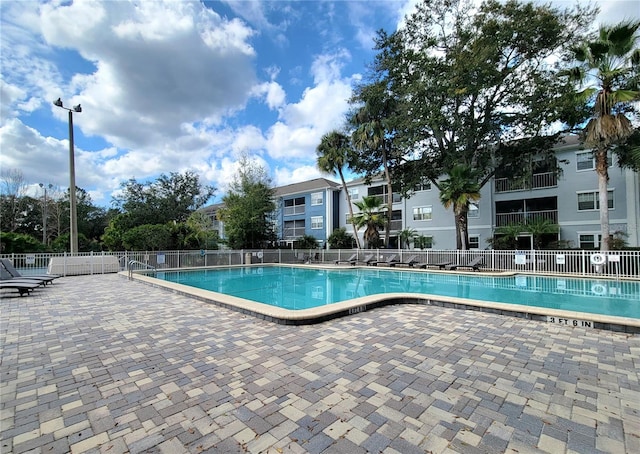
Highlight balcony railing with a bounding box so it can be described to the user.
[381,220,403,232]
[495,172,557,193]
[495,209,558,227]
[283,227,306,239]
[370,194,403,205]
[284,206,305,216]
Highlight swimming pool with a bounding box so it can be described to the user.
[143,265,640,329]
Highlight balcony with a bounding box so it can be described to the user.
[369,194,402,205]
[495,209,558,227]
[284,206,305,216]
[495,172,557,193]
[380,220,403,232]
[282,227,306,239]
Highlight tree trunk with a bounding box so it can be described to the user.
[455,205,469,250]
[383,149,392,248]
[338,169,362,249]
[595,147,610,251]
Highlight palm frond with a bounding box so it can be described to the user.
[585,114,634,147]
[604,20,640,56]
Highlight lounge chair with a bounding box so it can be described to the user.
[416,260,452,270]
[0,267,50,286]
[0,281,41,296]
[0,259,59,284]
[445,257,485,271]
[389,255,419,267]
[354,254,375,266]
[372,254,398,266]
[335,253,357,265]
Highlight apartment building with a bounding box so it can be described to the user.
[203,137,639,249]
[339,136,639,249]
[200,178,341,248]
[273,178,342,248]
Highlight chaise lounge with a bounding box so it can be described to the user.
[1,258,59,284]
[355,254,375,266]
[335,253,358,265]
[416,260,452,270]
[372,254,398,267]
[0,281,41,296]
[445,257,485,271]
[389,255,419,267]
[1,267,49,287]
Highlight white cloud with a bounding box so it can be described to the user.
[273,165,328,187]
[258,51,354,180]
[252,81,286,110]
[9,0,631,210]
[231,125,267,154]
[0,80,27,119]
[35,1,258,149]
[0,119,69,187]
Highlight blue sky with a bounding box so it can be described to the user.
[1,1,638,208]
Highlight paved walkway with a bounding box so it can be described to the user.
[1,274,638,454]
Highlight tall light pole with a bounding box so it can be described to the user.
[53,98,82,255]
[39,183,53,245]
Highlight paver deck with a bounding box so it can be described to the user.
[1,274,638,454]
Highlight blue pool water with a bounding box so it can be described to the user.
[154,266,640,319]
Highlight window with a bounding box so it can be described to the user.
[469,235,480,249]
[311,216,323,229]
[415,235,433,249]
[284,197,305,216]
[577,190,614,211]
[413,206,432,221]
[468,202,479,218]
[414,178,431,192]
[579,234,602,249]
[368,185,401,204]
[576,152,594,171]
[348,188,359,200]
[284,219,305,238]
[389,210,403,231]
[311,192,323,206]
[576,151,611,171]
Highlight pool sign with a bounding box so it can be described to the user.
[555,254,565,265]
[514,251,526,265]
[547,316,593,328]
[25,255,36,265]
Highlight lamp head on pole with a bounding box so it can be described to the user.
[73,104,82,113]
[54,98,63,108]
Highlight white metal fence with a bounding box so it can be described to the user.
[1,249,638,279]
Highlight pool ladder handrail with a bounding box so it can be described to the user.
[128,260,156,280]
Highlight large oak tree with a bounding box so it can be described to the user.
[361,0,593,249]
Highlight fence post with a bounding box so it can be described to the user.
[532,250,536,274]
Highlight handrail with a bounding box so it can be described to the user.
[128,260,156,280]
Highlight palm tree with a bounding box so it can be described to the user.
[316,131,362,248]
[565,21,640,250]
[350,81,400,247]
[524,218,560,250]
[352,196,386,249]
[438,165,481,250]
[398,228,417,249]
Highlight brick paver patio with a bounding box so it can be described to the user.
[1,274,638,453]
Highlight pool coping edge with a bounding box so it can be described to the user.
[122,267,640,333]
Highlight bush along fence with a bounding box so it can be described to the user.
[0,249,638,279]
